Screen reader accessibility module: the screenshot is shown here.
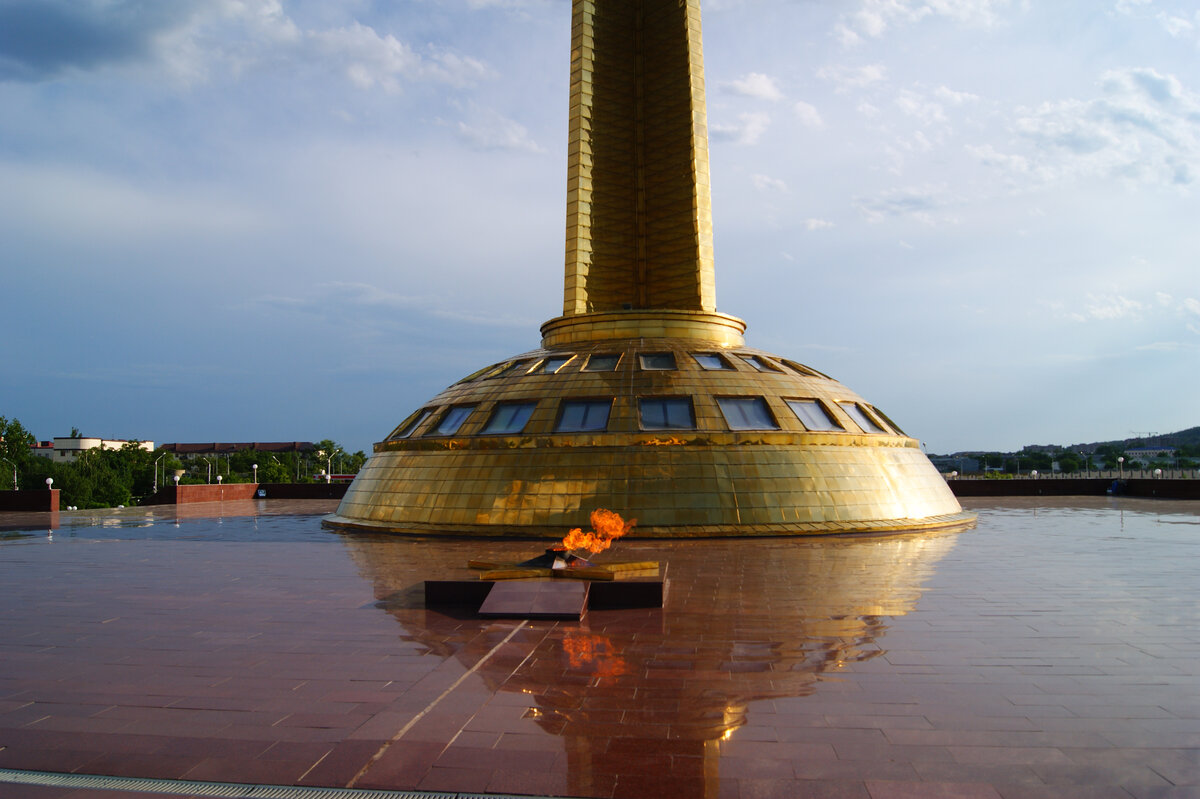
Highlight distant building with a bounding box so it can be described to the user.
[929,455,980,474]
[160,442,315,457]
[32,436,154,463]
[1124,447,1176,465]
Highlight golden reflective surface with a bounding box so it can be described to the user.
[329,337,969,536]
[329,0,972,537]
[564,0,715,315]
[345,528,962,796]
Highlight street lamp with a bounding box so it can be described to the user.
[216,475,223,484]
[45,477,53,488]
[252,463,258,484]
[153,453,165,493]
[1117,456,1124,478]
[173,474,180,487]
[201,457,212,484]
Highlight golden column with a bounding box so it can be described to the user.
[564,0,716,315]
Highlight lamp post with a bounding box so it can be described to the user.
[201,457,212,484]
[252,464,258,484]
[216,475,222,484]
[46,477,53,489]
[1117,456,1124,478]
[153,453,165,493]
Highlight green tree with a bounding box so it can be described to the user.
[1,415,37,474]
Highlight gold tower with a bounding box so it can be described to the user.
[324,0,973,537]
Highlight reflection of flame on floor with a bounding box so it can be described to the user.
[562,509,636,556]
[564,630,629,680]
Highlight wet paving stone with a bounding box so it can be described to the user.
[0,496,1197,798]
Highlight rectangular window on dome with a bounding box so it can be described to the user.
[786,399,843,432]
[531,355,574,374]
[780,359,825,378]
[582,353,621,372]
[555,399,612,432]
[482,402,538,434]
[638,352,676,371]
[717,397,780,430]
[693,352,734,370]
[870,406,904,435]
[740,354,783,372]
[638,397,695,430]
[389,408,435,440]
[487,359,530,379]
[839,401,887,433]
[430,405,476,436]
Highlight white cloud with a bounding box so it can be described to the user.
[711,111,771,145]
[722,72,783,101]
[803,218,834,230]
[818,64,888,91]
[751,174,788,192]
[973,67,1200,189]
[455,106,543,152]
[896,89,948,125]
[1083,293,1147,321]
[1157,13,1196,40]
[935,85,980,105]
[793,100,825,129]
[853,183,954,224]
[1050,292,1200,330]
[0,0,490,92]
[837,0,1013,45]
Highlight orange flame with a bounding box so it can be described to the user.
[561,508,635,556]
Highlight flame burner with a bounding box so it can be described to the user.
[517,547,594,570]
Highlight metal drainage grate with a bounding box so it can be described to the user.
[0,768,556,799]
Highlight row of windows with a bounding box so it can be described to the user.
[461,351,830,382]
[389,396,894,440]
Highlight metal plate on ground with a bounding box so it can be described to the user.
[478,579,589,620]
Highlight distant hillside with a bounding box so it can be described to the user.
[1068,426,1200,453]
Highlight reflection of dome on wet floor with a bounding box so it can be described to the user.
[341,530,961,796]
[323,0,974,539]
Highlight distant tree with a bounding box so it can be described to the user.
[0,416,37,476]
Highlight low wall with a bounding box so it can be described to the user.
[948,477,1200,499]
[257,482,348,500]
[0,489,59,512]
[142,482,348,505]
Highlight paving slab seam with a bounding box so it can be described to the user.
[0,766,579,798]
[346,621,532,790]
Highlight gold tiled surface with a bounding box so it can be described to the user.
[330,337,969,536]
[564,0,716,315]
[540,309,745,347]
[332,0,972,538]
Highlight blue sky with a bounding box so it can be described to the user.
[2,0,1197,455]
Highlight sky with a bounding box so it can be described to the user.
[2,0,1198,456]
